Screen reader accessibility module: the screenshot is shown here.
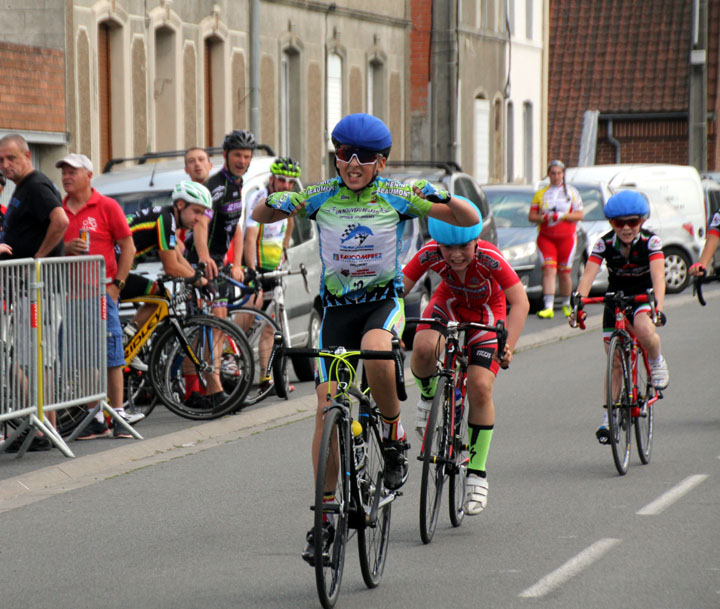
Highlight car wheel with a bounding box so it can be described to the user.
[663,247,691,294]
[291,307,321,382]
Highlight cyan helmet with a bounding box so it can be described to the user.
[172,180,212,210]
[331,113,392,157]
[604,190,649,219]
[428,197,483,245]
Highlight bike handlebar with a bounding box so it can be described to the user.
[266,333,407,402]
[570,289,659,330]
[405,317,509,369]
[692,270,720,306]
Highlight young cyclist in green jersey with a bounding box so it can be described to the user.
[252,113,479,559]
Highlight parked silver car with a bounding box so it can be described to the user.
[92,150,321,381]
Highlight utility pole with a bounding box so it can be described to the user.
[688,0,707,171]
[430,0,457,162]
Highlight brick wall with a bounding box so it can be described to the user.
[595,119,689,165]
[0,42,65,133]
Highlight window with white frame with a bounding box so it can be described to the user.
[523,101,533,183]
[474,97,490,183]
[326,52,342,146]
[367,59,384,120]
[526,0,533,39]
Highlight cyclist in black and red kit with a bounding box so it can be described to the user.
[185,129,255,306]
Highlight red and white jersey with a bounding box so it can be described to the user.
[404,239,521,314]
[530,183,583,239]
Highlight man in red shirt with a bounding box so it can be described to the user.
[59,153,140,439]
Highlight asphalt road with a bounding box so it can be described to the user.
[0,286,718,609]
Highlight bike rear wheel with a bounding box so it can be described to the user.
[229,307,289,406]
[448,383,468,527]
[149,316,253,419]
[357,407,392,588]
[314,406,349,609]
[634,352,654,465]
[607,335,632,475]
[419,376,451,544]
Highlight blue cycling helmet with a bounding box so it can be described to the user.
[331,113,392,157]
[428,198,483,245]
[604,190,649,219]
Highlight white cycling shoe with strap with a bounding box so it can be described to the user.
[464,473,489,515]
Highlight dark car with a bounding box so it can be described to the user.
[382,161,498,346]
[482,184,589,309]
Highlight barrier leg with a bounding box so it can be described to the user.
[30,414,75,458]
[103,401,143,440]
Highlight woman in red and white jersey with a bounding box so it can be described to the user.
[528,160,584,319]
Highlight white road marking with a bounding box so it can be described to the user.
[636,474,709,516]
[518,538,621,598]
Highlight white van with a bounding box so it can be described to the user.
[566,164,707,244]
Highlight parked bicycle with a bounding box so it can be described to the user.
[406,316,507,544]
[219,264,309,405]
[571,289,663,475]
[267,333,407,609]
[119,273,254,420]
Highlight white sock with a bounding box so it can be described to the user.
[562,296,571,306]
[543,295,554,309]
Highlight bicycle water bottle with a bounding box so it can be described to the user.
[351,420,366,471]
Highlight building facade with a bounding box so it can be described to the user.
[0,0,548,197]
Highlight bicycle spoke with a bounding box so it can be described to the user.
[419,377,450,544]
[357,408,392,588]
[607,336,632,475]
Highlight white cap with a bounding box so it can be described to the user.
[55,153,93,173]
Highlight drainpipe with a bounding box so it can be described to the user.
[249,0,260,136]
[606,119,621,164]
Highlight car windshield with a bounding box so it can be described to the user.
[111,191,173,216]
[575,185,607,221]
[485,191,533,228]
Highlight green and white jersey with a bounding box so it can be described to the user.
[246,186,287,271]
[289,176,432,307]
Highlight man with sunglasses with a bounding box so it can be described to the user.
[252,113,479,562]
[570,190,669,444]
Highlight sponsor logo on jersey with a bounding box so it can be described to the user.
[648,234,662,252]
[340,223,373,245]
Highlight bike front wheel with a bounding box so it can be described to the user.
[448,384,468,527]
[634,351,654,465]
[314,406,349,609]
[149,316,253,420]
[607,335,632,475]
[357,407,392,588]
[419,376,451,544]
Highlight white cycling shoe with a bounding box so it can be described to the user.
[650,355,669,390]
[464,474,489,515]
[415,396,432,440]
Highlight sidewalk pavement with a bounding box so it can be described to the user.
[0,287,711,512]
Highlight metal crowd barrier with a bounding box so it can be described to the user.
[0,256,141,458]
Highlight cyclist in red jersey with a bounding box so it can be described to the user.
[403,209,529,514]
